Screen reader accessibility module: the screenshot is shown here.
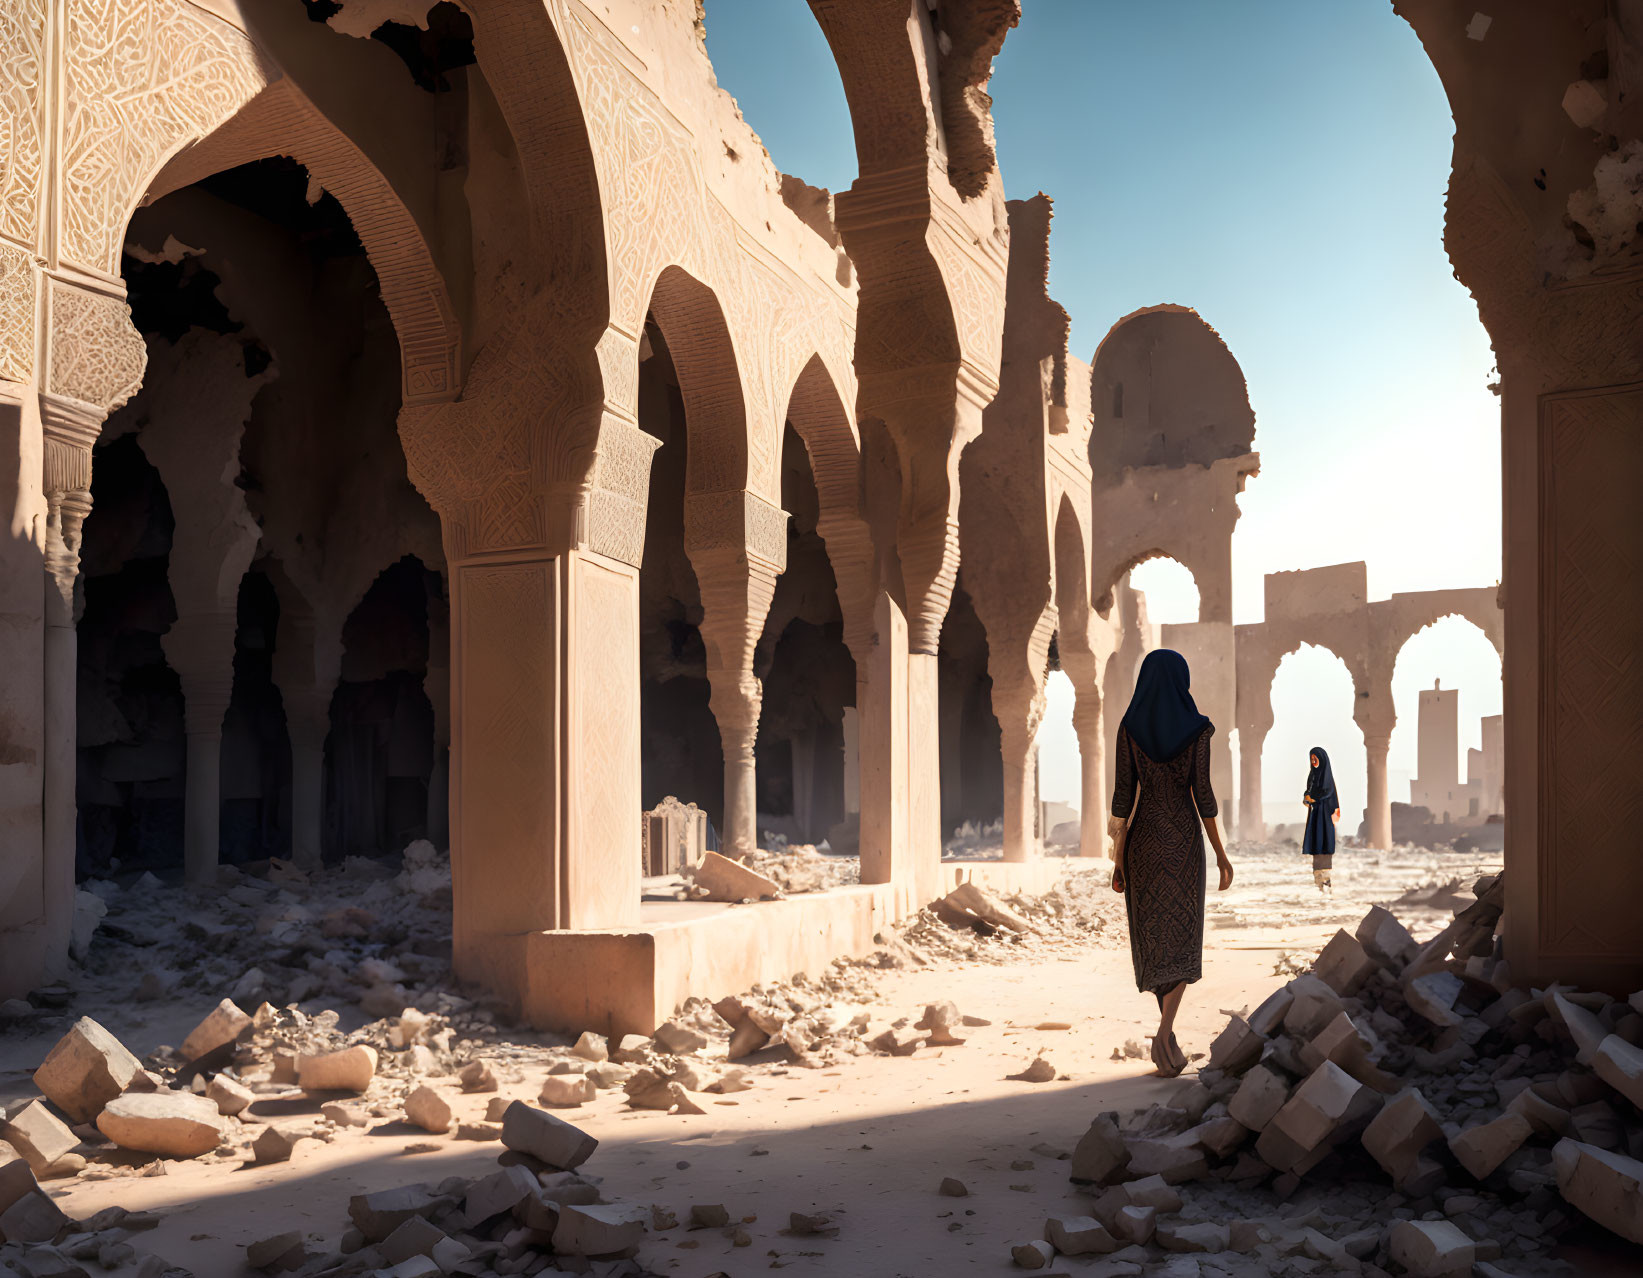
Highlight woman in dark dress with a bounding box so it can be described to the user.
[1106,649,1234,1078]
[1301,746,1341,894]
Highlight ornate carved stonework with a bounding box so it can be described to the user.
[0,243,35,383]
[0,0,44,248]
[38,392,104,626]
[683,489,789,572]
[45,279,145,410]
[60,0,268,275]
[584,415,660,568]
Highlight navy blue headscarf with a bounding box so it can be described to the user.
[1306,747,1337,809]
[1121,649,1212,761]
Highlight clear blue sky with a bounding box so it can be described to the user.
[704,0,1503,831]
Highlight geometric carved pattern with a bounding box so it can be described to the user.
[60,0,267,274]
[1539,386,1643,958]
[0,242,35,382]
[0,0,44,247]
[684,489,788,571]
[584,416,660,568]
[46,279,146,410]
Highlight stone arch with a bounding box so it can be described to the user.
[145,79,461,406]
[1095,548,1204,623]
[782,353,873,658]
[645,265,752,498]
[1052,494,1093,634]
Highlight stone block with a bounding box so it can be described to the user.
[1356,905,1417,968]
[610,1034,653,1064]
[177,999,252,1063]
[402,1086,451,1134]
[1298,1011,1388,1090]
[206,1075,253,1116]
[1110,1203,1156,1245]
[1044,1214,1116,1255]
[0,1152,38,1216]
[1184,1114,1248,1157]
[1507,1086,1571,1137]
[1010,1238,1055,1269]
[1207,1017,1264,1076]
[1264,1061,1379,1168]
[540,1074,596,1107]
[348,1184,445,1242]
[463,1164,538,1227]
[916,1001,965,1045]
[457,1061,496,1093]
[1119,1174,1181,1212]
[1069,1114,1130,1185]
[1124,1134,1207,1183]
[1282,976,1345,1039]
[1248,986,1294,1037]
[32,1017,143,1122]
[693,850,780,902]
[1551,991,1609,1066]
[377,1216,449,1266]
[1313,929,1377,996]
[297,1045,377,1092]
[1226,1065,1289,1133]
[1,1102,78,1175]
[652,1020,711,1055]
[1449,1111,1532,1180]
[251,1126,303,1164]
[1406,972,1466,1028]
[0,1187,71,1244]
[245,1230,305,1270]
[500,1101,598,1170]
[1362,1087,1443,1183]
[1595,1034,1643,1109]
[552,1202,647,1256]
[1388,1219,1475,1277]
[1554,1138,1643,1243]
[1157,1220,1229,1253]
[572,1031,608,1062]
[96,1092,223,1159]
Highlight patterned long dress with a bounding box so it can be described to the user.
[1110,722,1218,996]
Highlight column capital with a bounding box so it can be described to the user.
[39,393,107,628]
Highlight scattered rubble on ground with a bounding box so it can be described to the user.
[1006,868,1643,1275]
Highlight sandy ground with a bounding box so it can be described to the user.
[0,841,1521,1276]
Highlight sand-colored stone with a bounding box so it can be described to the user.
[298,1046,378,1093]
[32,1016,144,1122]
[178,998,253,1063]
[96,1091,224,1159]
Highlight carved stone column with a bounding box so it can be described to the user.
[985,610,1055,864]
[424,594,450,850]
[40,395,99,976]
[162,612,238,882]
[400,335,661,1007]
[686,489,786,860]
[1072,690,1106,859]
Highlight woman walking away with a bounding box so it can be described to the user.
[1106,649,1234,1079]
[1302,747,1341,894]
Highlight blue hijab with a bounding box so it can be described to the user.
[1306,746,1337,809]
[1121,649,1212,761]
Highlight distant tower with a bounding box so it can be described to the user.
[1417,679,1460,791]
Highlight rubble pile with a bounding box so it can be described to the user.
[4,1089,684,1277]
[895,873,1128,967]
[1010,871,1643,1276]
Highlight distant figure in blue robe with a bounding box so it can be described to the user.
[1302,746,1340,893]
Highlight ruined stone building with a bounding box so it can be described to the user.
[1407,681,1504,827]
[1,0,1639,1029]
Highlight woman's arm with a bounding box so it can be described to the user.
[1333,808,1341,825]
[1204,815,1233,890]
[1107,814,1128,893]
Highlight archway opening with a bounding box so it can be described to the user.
[753,423,856,850]
[1038,639,1080,852]
[327,557,441,859]
[1127,556,1200,626]
[1261,645,1362,843]
[1389,616,1504,846]
[75,434,182,879]
[636,319,721,837]
[221,568,292,863]
[938,583,1003,851]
